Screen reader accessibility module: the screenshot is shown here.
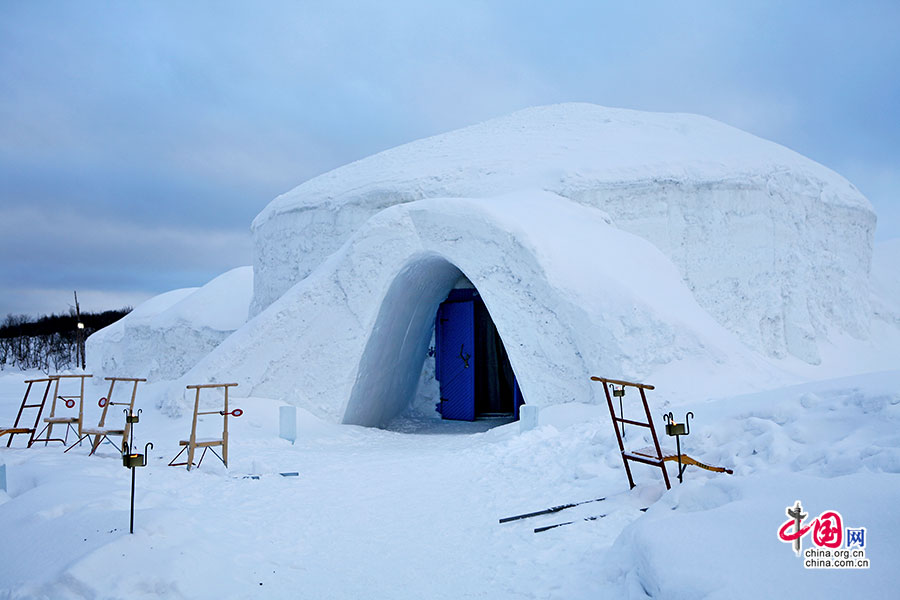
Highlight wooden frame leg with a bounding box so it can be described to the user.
[186,442,196,472]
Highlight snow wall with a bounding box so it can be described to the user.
[168,192,776,426]
[86,267,253,381]
[251,103,876,365]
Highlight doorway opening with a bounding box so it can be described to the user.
[434,288,524,421]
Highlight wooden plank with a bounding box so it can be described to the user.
[0,428,33,436]
[622,452,665,467]
[590,376,655,390]
[613,416,653,428]
[186,383,238,389]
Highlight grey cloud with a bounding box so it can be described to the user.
[0,205,249,312]
[1,0,898,316]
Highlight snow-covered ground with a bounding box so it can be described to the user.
[1,366,898,599]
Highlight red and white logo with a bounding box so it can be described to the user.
[777,500,868,569]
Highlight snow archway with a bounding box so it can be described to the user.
[342,254,462,426]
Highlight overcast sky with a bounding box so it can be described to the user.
[1,1,898,318]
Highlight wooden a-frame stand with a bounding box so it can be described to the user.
[169,383,238,471]
[32,374,93,446]
[65,377,145,455]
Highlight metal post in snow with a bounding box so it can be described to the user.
[121,408,152,534]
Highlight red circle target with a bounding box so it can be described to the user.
[98,397,108,407]
[231,408,243,417]
[65,399,75,408]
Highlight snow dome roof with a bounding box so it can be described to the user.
[248,102,875,367]
[255,102,869,227]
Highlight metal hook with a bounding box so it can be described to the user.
[684,411,694,436]
[144,442,153,455]
[663,411,674,426]
[459,344,471,368]
[124,407,142,424]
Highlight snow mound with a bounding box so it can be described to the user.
[251,103,875,364]
[86,267,253,380]
[607,370,900,598]
[169,192,783,424]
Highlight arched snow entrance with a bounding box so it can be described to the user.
[342,254,522,428]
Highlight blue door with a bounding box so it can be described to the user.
[435,299,475,421]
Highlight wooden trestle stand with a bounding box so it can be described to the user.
[169,383,241,470]
[65,377,145,455]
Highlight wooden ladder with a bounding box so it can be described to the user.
[591,376,671,490]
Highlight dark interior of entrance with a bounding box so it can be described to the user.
[434,288,523,421]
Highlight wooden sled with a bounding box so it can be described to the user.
[32,374,92,446]
[169,383,240,471]
[65,377,145,455]
[0,378,55,448]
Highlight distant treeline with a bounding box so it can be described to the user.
[0,308,131,372]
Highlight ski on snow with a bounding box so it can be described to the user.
[498,497,606,523]
[534,514,605,533]
[236,472,300,480]
[534,507,649,533]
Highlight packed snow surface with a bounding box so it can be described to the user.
[1,368,897,599]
